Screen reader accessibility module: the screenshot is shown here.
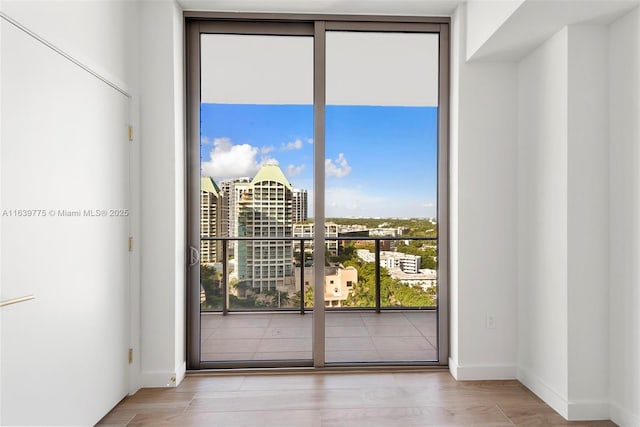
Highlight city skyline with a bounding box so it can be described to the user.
[201,103,438,218]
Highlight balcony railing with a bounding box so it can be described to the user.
[200,236,437,315]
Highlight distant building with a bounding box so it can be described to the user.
[357,249,421,274]
[236,163,294,292]
[369,227,401,237]
[220,178,251,241]
[293,222,339,256]
[292,188,308,224]
[369,227,402,250]
[200,176,222,263]
[295,265,357,308]
[388,268,437,290]
[323,266,357,307]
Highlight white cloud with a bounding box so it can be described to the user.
[201,136,214,145]
[307,138,314,145]
[325,186,384,216]
[261,145,275,155]
[286,164,306,177]
[282,138,304,151]
[201,137,261,180]
[325,188,433,218]
[325,153,352,178]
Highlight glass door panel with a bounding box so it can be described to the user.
[187,19,449,370]
[324,31,440,363]
[198,33,314,366]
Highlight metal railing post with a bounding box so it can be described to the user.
[222,239,228,315]
[375,238,381,313]
[300,239,305,314]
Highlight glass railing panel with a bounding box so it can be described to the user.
[200,237,313,363]
[324,236,438,364]
[323,236,437,311]
[214,237,312,312]
[201,235,438,314]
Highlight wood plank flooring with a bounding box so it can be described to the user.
[97,371,617,426]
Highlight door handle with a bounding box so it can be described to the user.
[189,246,200,266]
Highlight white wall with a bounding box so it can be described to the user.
[516,27,569,415]
[172,0,187,381]
[128,2,639,424]
[130,4,639,424]
[609,7,640,426]
[566,24,609,419]
[459,1,640,423]
[137,0,186,387]
[0,1,138,425]
[516,23,612,420]
[0,4,3,423]
[0,0,134,93]
[2,2,637,425]
[1,1,189,422]
[449,3,519,380]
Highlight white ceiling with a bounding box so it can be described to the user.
[177,0,463,16]
[178,0,640,62]
[470,0,640,61]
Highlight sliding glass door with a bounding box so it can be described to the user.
[188,24,315,368]
[186,16,448,370]
[324,29,441,364]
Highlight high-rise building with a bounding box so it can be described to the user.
[220,178,251,251]
[219,181,231,238]
[200,176,222,263]
[236,163,294,292]
[292,188,308,224]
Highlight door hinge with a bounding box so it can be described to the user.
[128,348,133,364]
[128,125,134,142]
[128,236,134,252]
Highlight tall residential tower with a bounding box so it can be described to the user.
[200,176,222,263]
[219,178,251,249]
[292,188,308,224]
[236,163,294,291]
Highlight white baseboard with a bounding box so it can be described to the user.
[449,357,517,380]
[567,400,610,421]
[139,365,185,388]
[175,361,186,386]
[517,367,614,421]
[610,401,640,427]
[517,367,569,419]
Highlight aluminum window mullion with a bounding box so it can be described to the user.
[184,11,450,25]
[312,20,326,368]
[324,21,440,32]
[437,23,450,366]
[186,21,202,370]
[197,20,313,36]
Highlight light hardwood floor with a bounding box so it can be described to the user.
[97,371,617,426]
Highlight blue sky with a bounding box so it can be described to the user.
[201,104,438,218]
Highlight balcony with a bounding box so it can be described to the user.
[201,311,437,365]
[198,236,439,367]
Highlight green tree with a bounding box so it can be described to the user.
[200,264,223,310]
[342,259,435,309]
[304,285,314,308]
[329,242,357,264]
